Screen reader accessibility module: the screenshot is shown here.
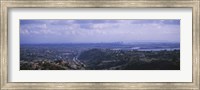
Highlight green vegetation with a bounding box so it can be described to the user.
[20,60,85,70]
[78,49,180,70]
[20,47,180,70]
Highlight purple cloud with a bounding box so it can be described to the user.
[20,20,180,44]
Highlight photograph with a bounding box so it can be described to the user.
[1,0,199,89]
[20,19,180,70]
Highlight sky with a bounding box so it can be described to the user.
[20,20,180,44]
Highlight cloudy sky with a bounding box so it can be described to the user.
[20,19,180,44]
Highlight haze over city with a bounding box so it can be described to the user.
[20,20,180,44]
[20,19,180,70]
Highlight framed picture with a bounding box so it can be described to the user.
[1,0,199,90]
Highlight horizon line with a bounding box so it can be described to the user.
[20,42,180,45]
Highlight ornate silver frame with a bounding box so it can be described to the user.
[0,0,199,89]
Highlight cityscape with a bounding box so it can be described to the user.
[20,20,180,70]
